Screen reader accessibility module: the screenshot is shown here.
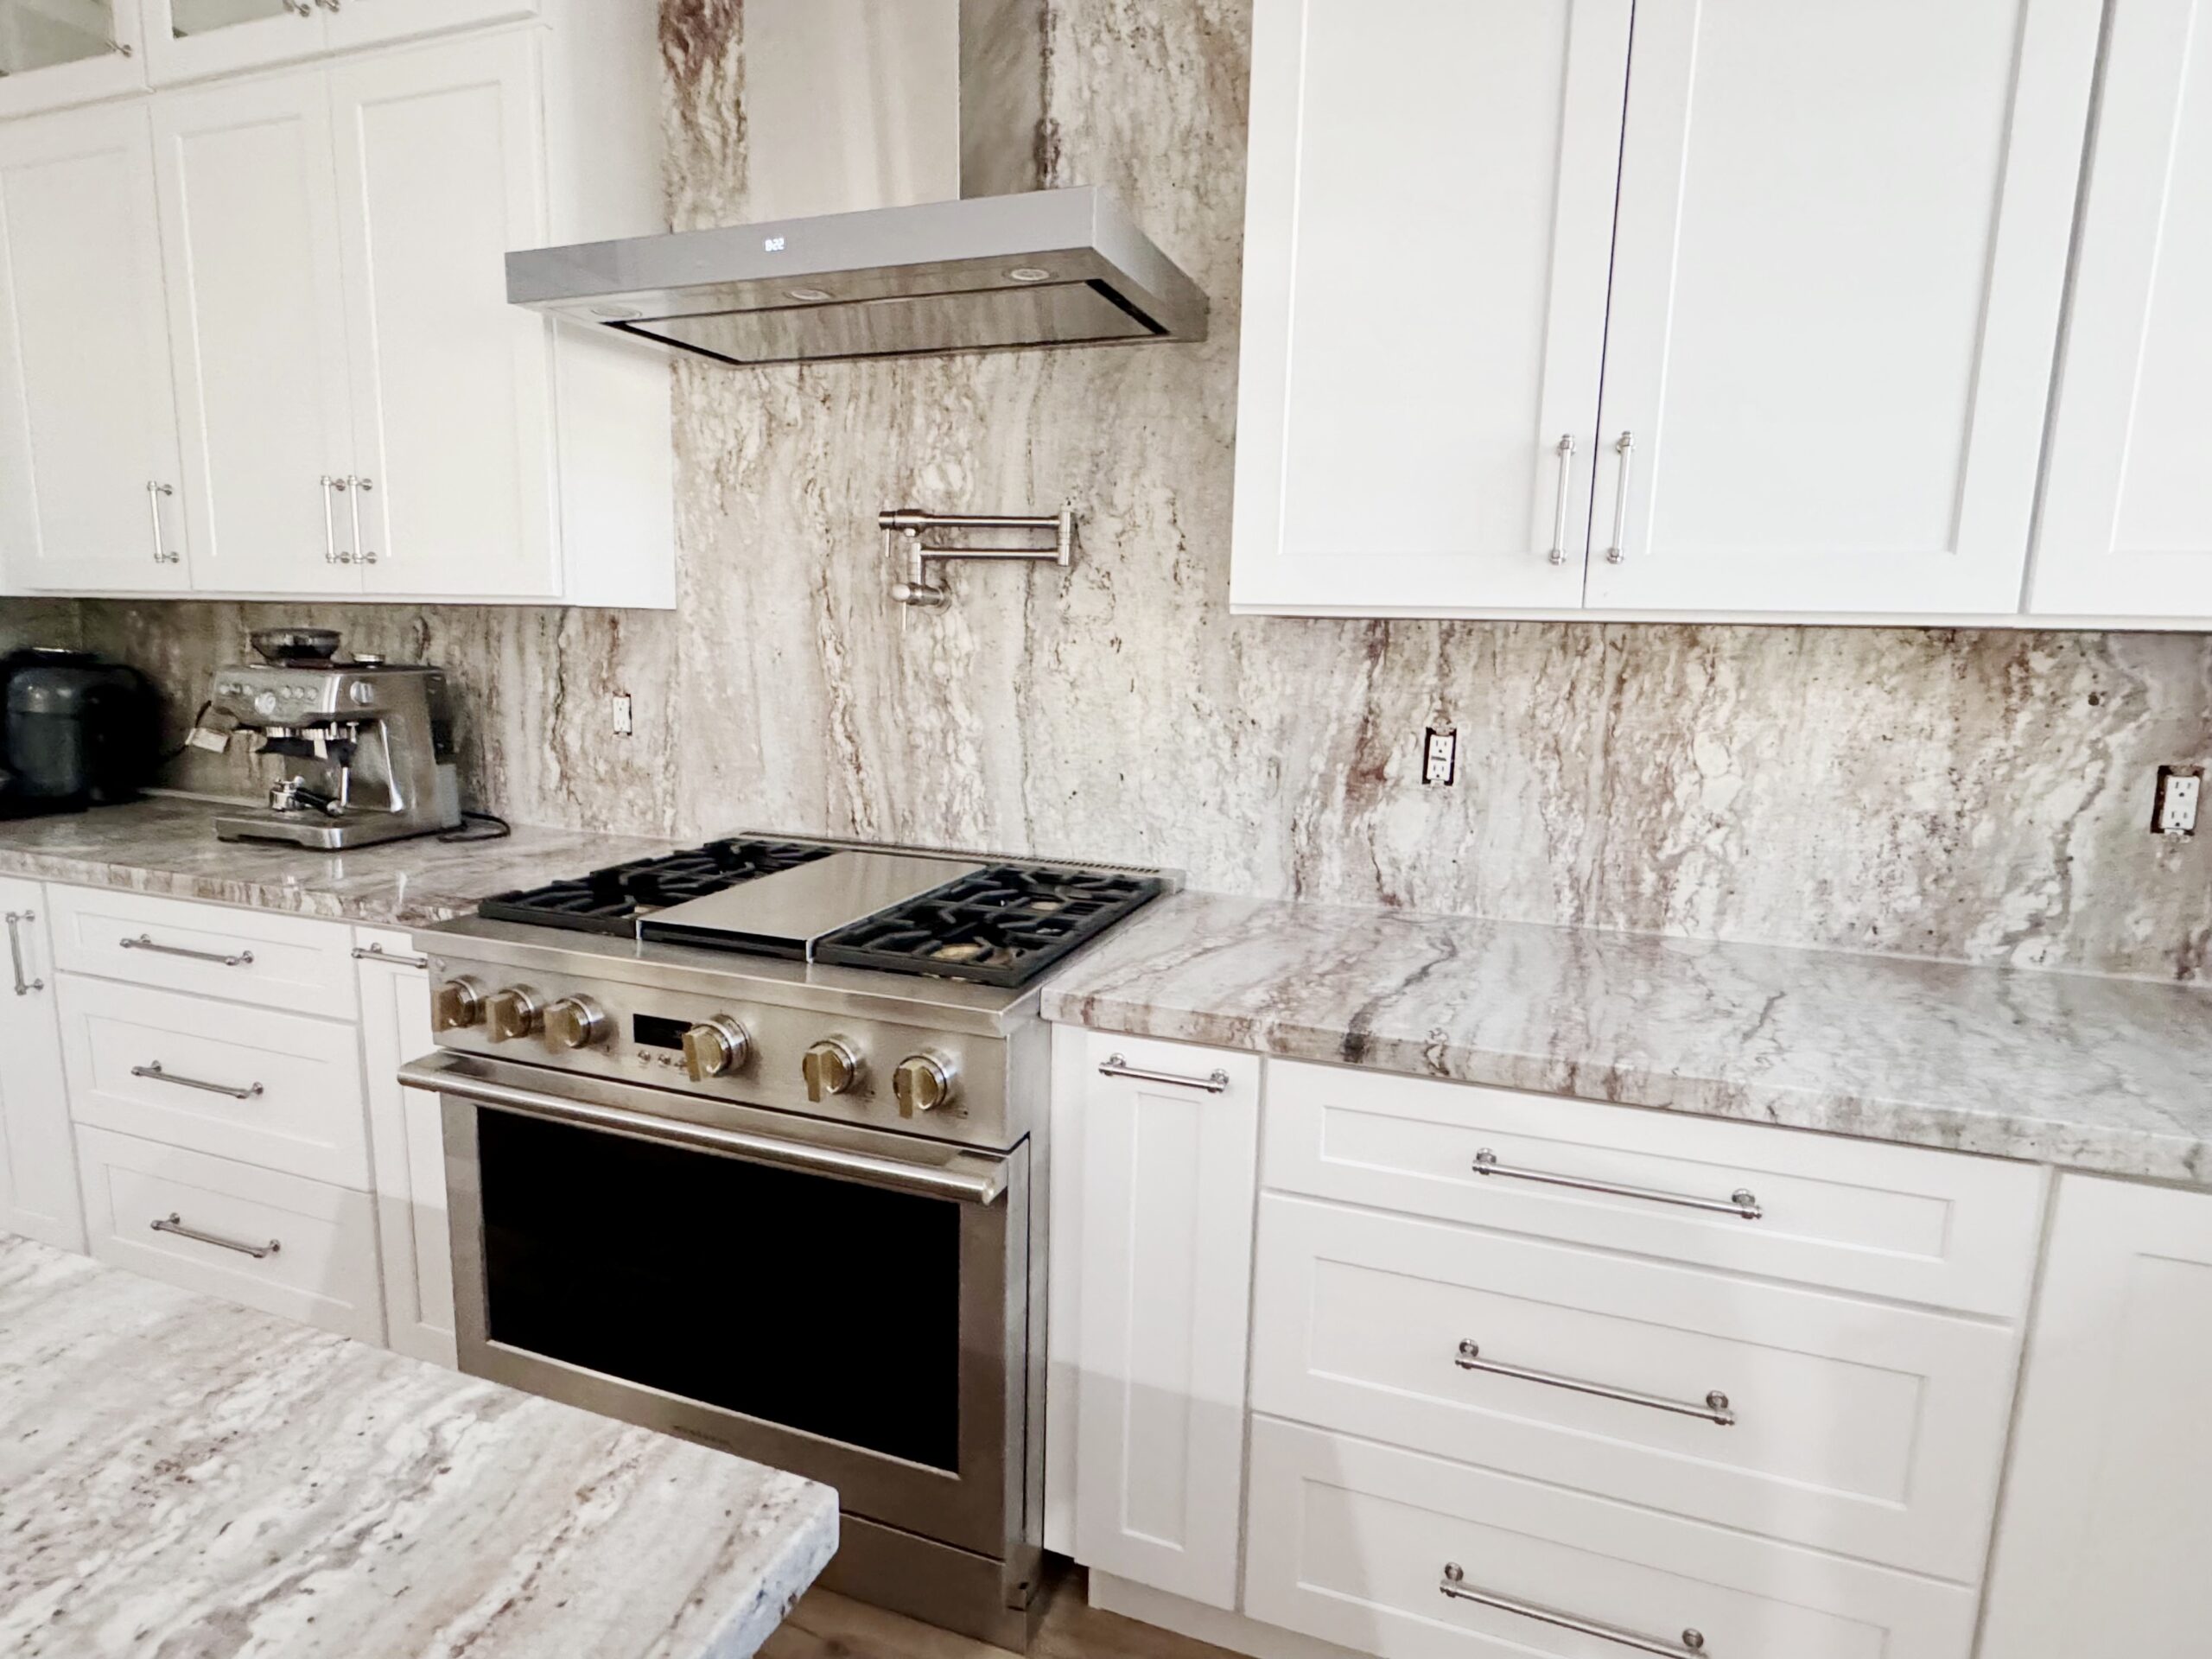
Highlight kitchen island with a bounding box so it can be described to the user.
[0,1233,837,1659]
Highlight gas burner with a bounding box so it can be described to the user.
[479,837,835,936]
[814,865,1163,988]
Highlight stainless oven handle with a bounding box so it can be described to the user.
[397,1056,1008,1205]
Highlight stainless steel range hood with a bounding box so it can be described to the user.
[507,0,1207,367]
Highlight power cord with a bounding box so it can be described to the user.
[439,810,512,844]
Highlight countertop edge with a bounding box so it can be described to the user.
[1042,988,2212,1191]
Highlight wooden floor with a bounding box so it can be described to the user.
[760,1568,1241,1659]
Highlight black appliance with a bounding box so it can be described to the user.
[0,648,160,819]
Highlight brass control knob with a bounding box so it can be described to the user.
[682,1017,752,1081]
[893,1053,957,1117]
[801,1038,862,1102]
[483,986,543,1043]
[543,995,610,1052]
[429,976,484,1033]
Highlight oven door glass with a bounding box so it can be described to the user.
[480,1107,963,1465]
[455,1095,1025,1558]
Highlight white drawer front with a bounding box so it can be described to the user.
[75,1126,383,1344]
[1252,1196,2018,1580]
[60,977,371,1189]
[1245,1418,1979,1659]
[1263,1059,2045,1317]
[46,887,359,1018]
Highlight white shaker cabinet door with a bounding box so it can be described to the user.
[152,66,360,595]
[1229,0,1630,614]
[331,30,558,600]
[1979,1175,2212,1659]
[0,101,190,594]
[1071,1031,1261,1609]
[0,885,81,1252]
[355,928,454,1366]
[1586,0,2101,616]
[2029,0,2212,620]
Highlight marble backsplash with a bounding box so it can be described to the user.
[34,0,2212,984]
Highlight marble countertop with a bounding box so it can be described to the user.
[0,795,676,928]
[1043,892,2212,1189]
[0,1233,836,1659]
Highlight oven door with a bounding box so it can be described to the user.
[400,1052,1027,1560]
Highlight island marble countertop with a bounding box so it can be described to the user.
[0,794,677,927]
[1042,892,2212,1190]
[0,1233,836,1659]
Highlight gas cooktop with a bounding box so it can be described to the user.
[478,835,1164,988]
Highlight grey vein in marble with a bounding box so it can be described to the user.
[0,1234,836,1659]
[0,795,681,928]
[1044,891,2212,1188]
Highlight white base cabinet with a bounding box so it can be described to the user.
[0,880,456,1364]
[1047,1030,2101,1659]
[1978,1175,2212,1658]
[1063,1027,1261,1611]
[355,925,454,1366]
[0,881,80,1251]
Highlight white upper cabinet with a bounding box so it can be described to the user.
[1231,0,1630,614]
[0,2,671,605]
[1586,0,2100,617]
[332,31,555,598]
[2029,0,2212,620]
[152,65,359,594]
[143,0,328,86]
[1231,0,2110,624]
[0,99,189,591]
[0,0,146,118]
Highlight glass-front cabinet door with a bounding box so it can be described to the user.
[0,0,147,118]
[143,0,327,86]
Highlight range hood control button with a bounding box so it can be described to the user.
[543,995,610,1051]
[893,1054,956,1116]
[429,977,484,1033]
[484,987,543,1043]
[683,1017,752,1081]
[802,1039,862,1102]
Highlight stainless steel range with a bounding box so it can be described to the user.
[397,835,1167,1649]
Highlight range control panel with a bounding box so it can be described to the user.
[423,954,1017,1152]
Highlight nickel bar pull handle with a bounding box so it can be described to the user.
[5,910,42,996]
[1096,1054,1231,1094]
[133,1062,264,1103]
[1440,1564,1705,1656]
[119,933,255,969]
[150,1212,281,1260]
[145,481,180,565]
[1605,430,1634,564]
[351,943,429,969]
[1455,1339,1734,1426]
[1546,434,1576,565]
[1471,1148,1761,1220]
[350,475,376,567]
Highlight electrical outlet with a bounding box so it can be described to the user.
[2152,765,2201,838]
[611,692,634,739]
[1422,727,1459,786]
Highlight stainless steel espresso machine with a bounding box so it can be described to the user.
[201,629,463,850]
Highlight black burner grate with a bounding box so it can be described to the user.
[813,866,1164,988]
[478,838,835,936]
